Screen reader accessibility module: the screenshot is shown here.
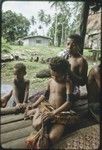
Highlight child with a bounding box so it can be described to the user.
[1,63,30,108]
[25,57,78,149]
[12,63,30,108]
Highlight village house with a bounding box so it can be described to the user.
[85,9,101,50]
[22,35,51,47]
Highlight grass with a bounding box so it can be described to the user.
[1,45,100,95]
[1,45,63,95]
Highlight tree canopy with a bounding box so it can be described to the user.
[2,10,30,42]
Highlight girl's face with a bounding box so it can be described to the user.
[14,68,25,80]
[50,70,66,83]
[66,38,77,54]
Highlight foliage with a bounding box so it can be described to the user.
[2,10,30,42]
[38,9,51,31]
[1,45,62,93]
[48,1,83,46]
[68,2,83,35]
[1,38,12,53]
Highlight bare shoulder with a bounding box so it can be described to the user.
[94,65,100,73]
[78,56,88,67]
[66,78,72,86]
[13,78,17,84]
[79,56,87,63]
[25,79,30,84]
[48,78,52,84]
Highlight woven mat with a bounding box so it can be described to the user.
[54,124,100,149]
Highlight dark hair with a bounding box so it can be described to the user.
[49,57,70,75]
[69,34,82,47]
[14,63,26,74]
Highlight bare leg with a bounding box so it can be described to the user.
[1,90,13,108]
[49,124,65,145]
[32,108,42,130]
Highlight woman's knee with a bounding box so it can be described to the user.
[49,132,60,144]
[32,120,42,131]
[49,125,65,144]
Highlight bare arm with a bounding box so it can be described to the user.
[23,80,30,103]
[94,67,100,88]
[13,79,20,104]
[70,58,88,86]
[53,80,72,115]
[88,66,100,89]
[32,95,45,108]
[32,79,50,108]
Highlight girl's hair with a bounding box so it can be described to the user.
[14,63,26,74]
[49,57,71,75]
[69,34,82,48]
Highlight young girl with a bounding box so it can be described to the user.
[1,63,30,108]
[25,57,78,149]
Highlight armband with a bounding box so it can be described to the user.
[66,94,72,102]
[44,90,49,100]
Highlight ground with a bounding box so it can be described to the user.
[1,45,100,96]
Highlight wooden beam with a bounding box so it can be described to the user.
[1,119,32,134]
[2,137,28,149]
[80,2,89,54]
[1,126,34,144]
[0,106,26,115]
[1,114,24,125]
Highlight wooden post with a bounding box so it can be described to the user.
[80,2,89,55]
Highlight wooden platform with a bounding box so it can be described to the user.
[0,97,99,149]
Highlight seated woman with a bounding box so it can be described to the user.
[87,64,101,122]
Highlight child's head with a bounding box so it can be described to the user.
[66,34,82,54]
[14,63,26,79]
[49,57,70,82]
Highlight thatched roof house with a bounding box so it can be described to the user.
[85,10,101,49]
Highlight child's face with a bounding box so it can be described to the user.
[66,38,77,54]
[14,68,25,80]
[50,70,66,83]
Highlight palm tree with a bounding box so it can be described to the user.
[38,10,45,35]
[44,14,51,26]
[31,16,36,25]
[49,1,59,46]
[31,16,36,34]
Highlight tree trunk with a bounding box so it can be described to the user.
[54,6,58,46]
[80,2,89,55]
[61,23,64,45]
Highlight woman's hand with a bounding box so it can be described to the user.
[41,111,55,122]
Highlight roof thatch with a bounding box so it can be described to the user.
[86,12,101,35]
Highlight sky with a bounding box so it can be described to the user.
[2,1,55,35]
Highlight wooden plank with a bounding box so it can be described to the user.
[1,119,97,150]
[1,137,28,149]
[1,119,32,134]
[0,106,26,115]
[1,114,24,125]
[1,126,34,144]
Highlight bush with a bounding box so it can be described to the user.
[1,38,12,53]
